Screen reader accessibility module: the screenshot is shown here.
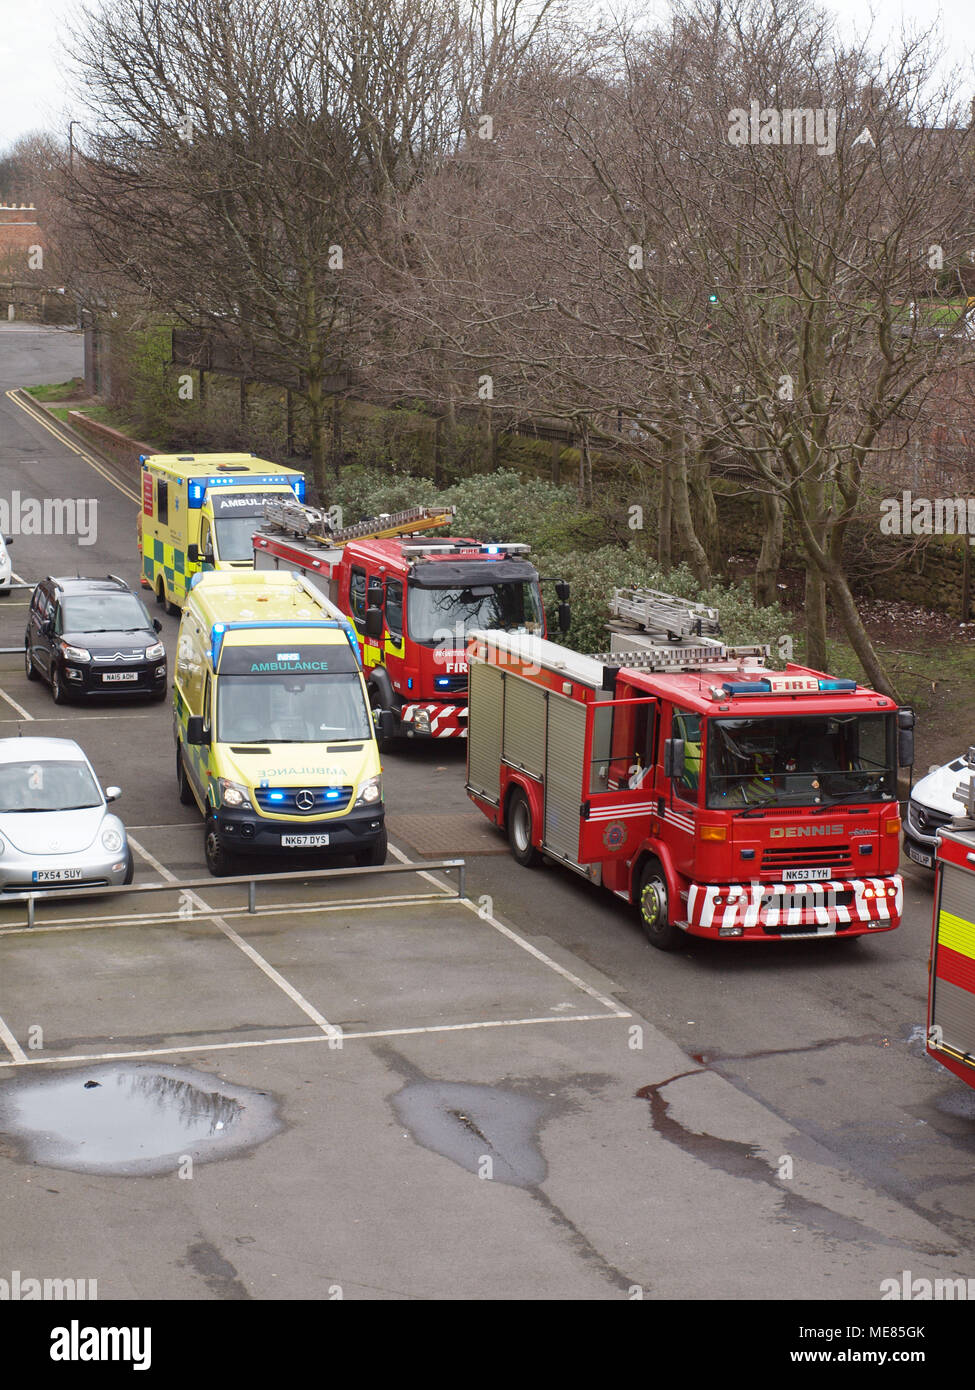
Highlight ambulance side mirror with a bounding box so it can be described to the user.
[187,544,199,564]
[897,707,915,768]
[365,607,383,640]
[664,738,685,780]
[187,715,210,746]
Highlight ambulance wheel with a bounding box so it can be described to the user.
[155,578,166,608]
[204,818,237,877]
[507,787,541,867]
[24,640,36,680]
[176,746,195,805]
[638,860,682,951]
[354,829,388,867]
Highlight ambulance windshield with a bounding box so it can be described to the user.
[214,516,265,562]
[408,581,543,645]
[706,713,896,809]
[217,673,371,743]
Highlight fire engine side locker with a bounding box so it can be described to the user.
[928,826,975,1085]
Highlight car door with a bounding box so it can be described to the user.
[28,585,53,678]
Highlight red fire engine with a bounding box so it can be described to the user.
[253,500,567,746]
[466,588,913,949]
[927,766,975,1088]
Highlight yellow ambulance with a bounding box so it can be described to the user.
[173,570,386,875]
[141,452,306,612]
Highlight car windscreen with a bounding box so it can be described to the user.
[217,673,371,743]
[0,760,102,812]
[61,594,151,633]
[408,581,543,646]
[706,712,897,809]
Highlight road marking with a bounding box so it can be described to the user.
[388,842,628,1017]
[128,834,341,1041]
[0,687,32,720]
[0,1013,28,1063]
[4,389,141,503]
[0,713,158,724]
[0,1011,627,1069]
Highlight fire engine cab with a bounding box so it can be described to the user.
[927,762,975,1090]
[466,588,913,950]
[253,500,567,746]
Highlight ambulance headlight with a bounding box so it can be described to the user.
[218,779,250,808]
[60,642,91,662]
[145,642,165,660]
[354,775,382,807]
[101,827,123,853]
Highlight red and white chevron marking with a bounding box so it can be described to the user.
[401,703,469,738]
[686,876,903,934]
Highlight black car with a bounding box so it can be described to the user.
[25,575,167,704]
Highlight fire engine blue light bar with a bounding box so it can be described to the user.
[722,677,859,696]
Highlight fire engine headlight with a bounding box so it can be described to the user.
[101,827,123,853]
[145,642,165,660]
[354,775,383,807]
[60,642,91,662]
[412,710,431,734]
[219,779,250,808]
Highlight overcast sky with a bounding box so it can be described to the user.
[1,0,973,153]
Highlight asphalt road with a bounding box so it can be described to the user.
[0,323,972,1305]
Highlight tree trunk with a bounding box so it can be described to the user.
[671,426,711,586]
[687,447,719,569]
[824,563,898,699]
[579,423,593,508]
[755,491,783,606]
[804,561,828,672]
[658,449,673,573]
[306,380,327,498]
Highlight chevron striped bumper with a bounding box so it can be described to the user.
[684,875,903,939]
[401,703,468,738]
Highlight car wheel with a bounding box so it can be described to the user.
[51,665,68,705]
[176,746,195,805]
[204,817,237,877]
[123,848,134,885]
[354,828,387,867]
[24,640,36,681]
[637,859,682,951]
[150,686,169,702]
[507,786,541,867]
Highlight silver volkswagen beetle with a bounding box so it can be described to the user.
[0,737,132,892]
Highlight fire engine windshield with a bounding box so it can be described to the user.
[407,581,544,645]
[705,713,896,809]
[217,674,372,743]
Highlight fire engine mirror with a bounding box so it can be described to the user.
[558,603,571,633]
[664,738,685,779]
[898,727,914,768]
[555,580,570,601]
[187,715,210,746]
[187,544,199,564]
[897,707,915,730]
[365,606,383,640]
[367,580,384,607]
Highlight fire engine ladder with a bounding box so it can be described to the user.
[588,586,768,671]
[261,500,456,547]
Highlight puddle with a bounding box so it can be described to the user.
[392,1081,547,1187]
[0,1064,281,1176]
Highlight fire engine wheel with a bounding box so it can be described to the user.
[369,688,398,753]
[507,788,541,868]
[176,746,195,806]
[204,817,238,878]
[637,861,682,951]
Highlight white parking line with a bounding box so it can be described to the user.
[128,834,341,1041]
[388,842,628,1018]
[0,1011,627,1069]
[0,688,32,720]
[0,1014,27,1064]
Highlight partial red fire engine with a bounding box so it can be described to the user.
[466,588,914,950]
[253,500,567,747]
[927,767,975,1089]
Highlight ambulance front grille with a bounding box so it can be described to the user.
[254,786,354,814]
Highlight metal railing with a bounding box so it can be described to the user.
[3,857,467,928]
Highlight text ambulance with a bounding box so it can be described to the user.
[174,570,385,875]
[466,629,913,949]
[141,453,305,612]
